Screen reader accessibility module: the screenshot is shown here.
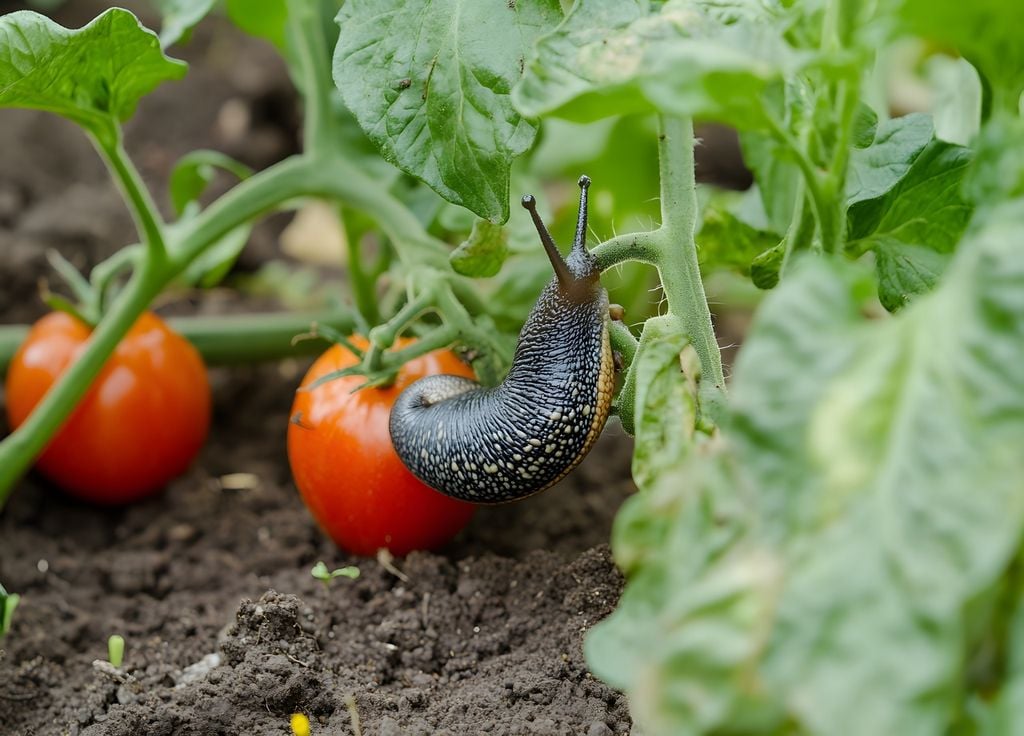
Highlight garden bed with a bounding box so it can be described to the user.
[0,4,633,734]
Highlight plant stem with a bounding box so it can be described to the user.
[95,133,167,261]
[592,231,658,271]
[342,210,382,325]
[286,0,334,156]
[651,116,727,399]
[0,152,449,502]
[171,156,448,273]
[166,309,356,364]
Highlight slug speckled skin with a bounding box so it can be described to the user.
[389,176,613,503]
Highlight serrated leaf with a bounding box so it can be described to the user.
[846,113,973,311]
[590,203,1024,734]
[450,218,509,277]
[333,0,561,222]
[147,0,216,48]
[513,0,803,129]
[0,9,186,145]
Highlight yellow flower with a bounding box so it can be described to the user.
[290,713,311,736]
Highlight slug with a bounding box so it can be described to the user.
[389,176,614,503]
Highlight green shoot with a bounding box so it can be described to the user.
[311,561,360,590]
[107,634,125,668]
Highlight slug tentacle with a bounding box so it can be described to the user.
[389,176,613,504]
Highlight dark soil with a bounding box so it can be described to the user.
[0,3,635,734]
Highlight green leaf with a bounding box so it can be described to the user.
[739,132,801,234]
[846,113,973,311]
[169,150,254,216]
[333,0,562,222]
[850,102,878,148]
[147,0,216,48]
[179,217,253,288]
[925,55,982,147]
[629,316,696,491]
[749,242,784,289]
[0,583,18,637]
[226,0,288,49]
[963,114,1024,207]
[0,9,187,145]
[311,561,361,583]
[167,151,254,288]
[513,0,803,129]
[697,206,781,277]
[449,218,509,277]
[899,0,1024,115]
[589,203,1024,734]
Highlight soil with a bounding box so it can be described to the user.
[0,3,637,734]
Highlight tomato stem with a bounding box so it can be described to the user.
[94,131,168,263]
[285,0,335,158]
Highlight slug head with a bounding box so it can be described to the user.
[522,175,601,302]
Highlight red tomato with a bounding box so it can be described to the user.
[288,337,476,556]
[5,311,210,504]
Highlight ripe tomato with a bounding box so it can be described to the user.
[5,311,210,504]
[288,337,476,556]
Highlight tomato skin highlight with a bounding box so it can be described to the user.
[5,311,211,504]
[288,338,476,557]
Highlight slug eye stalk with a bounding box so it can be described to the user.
[522,175,599,295]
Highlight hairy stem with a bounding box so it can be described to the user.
[651,116,727,399]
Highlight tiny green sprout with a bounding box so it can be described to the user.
[291,713,311,736]
[0,584,19,637]
[108,634,125,668]
[311,561,360,589]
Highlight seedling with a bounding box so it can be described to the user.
[107,634,125,668]
[0,583,19,637]
[310,561,359,590]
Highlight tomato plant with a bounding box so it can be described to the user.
[288,337,476,556]
[0,0,1022,732]
[5,311,210,503]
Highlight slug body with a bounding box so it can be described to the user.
[389,177,613,503]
